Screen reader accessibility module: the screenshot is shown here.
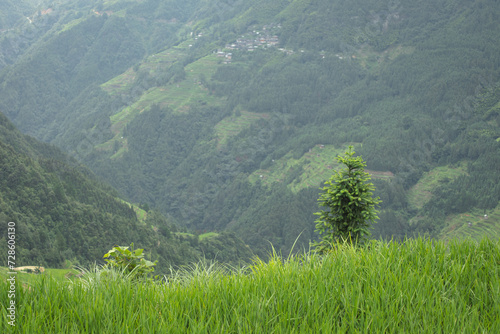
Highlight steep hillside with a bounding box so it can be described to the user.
[0,111,253,272]
[0,0,499,256]
[0,0,37,30]
[0,0,68,69]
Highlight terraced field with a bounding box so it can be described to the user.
[440,206,500,242]
[249,144,393,193]
[173,232,220,240]
[101,67,138,96]
[215,111,270,148]
[403,162,500,241]
[97,42,225,158]
[408,162,467,209]
[407,163,468,210]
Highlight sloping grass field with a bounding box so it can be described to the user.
[407,163,468,210]
[215,111,270,148]
[1,238,499,333]
[116,198,148,223]
[0,266,80,288]
[440,205,500,242]
[249,144,394,193]
[249,145,346,192]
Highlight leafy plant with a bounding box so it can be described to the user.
[103,243,157,279]
[312,146,380,252]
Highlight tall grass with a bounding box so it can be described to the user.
[1,238,500,333]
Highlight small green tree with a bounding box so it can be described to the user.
[312,146,381,252]
[103,243,157,280]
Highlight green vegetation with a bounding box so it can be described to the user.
[215,111,269,148]
[407,163,468,210]
[42,268,80,281]
[174,232,219,241]
[2,1,500,326]
[99,50,225,156]
[59,17,87,33]
[0,111,254,272]
[103,243,157,279]
[1,0,500,262]
[1,238,499,333]
[249,144,394,193]
[313,147,380,250]
[101,68,139,96]
[0,0,35,30]
[74,0,500,256]
[198,232,219,241]
[439,205,500,242]
[0,266,80,287]
[249,145,346,192]
[117,199,148,223]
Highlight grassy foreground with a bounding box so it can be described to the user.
[1,238,500,333]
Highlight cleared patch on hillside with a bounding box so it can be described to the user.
[356,45,415,73]
[59,17,86,33]
[117,198,148,223]
[366,169,395,180]
[101,67,137,95]
[215,111,270,148]
[101,48,185,95]
[440,205,500,242]
[407,163,468,210]
[199,232,219,240]
[150,55,223,112]
[249,144,393,193]
[173,232,219,241]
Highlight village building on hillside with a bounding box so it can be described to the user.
[223,24,281,52]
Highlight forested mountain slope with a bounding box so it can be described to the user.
[0,0,38,30]
[0,0,499,257]
[0,0,65,70]
[0,111,253,271]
